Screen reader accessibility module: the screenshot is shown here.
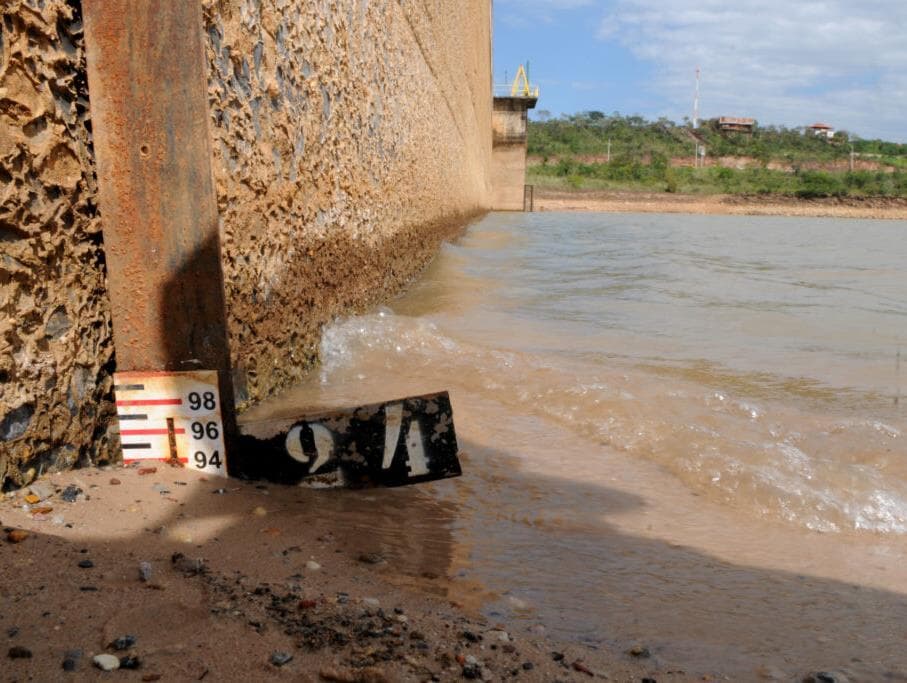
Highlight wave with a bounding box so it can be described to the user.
[318,309,907,534]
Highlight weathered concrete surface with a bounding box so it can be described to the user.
[0,0,117,488]
[204,0,493,406]
[491,95,536,210]
[1,0,493,486]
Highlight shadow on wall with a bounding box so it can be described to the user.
[159,232,238,448]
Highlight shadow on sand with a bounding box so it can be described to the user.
[3,430,907,681]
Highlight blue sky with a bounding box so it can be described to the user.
[493,0,907,142]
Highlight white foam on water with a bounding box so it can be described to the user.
[317,309,907,534]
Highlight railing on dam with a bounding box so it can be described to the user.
[494,64,539,99]
[493,83,540,99]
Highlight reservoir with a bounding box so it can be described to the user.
[246,211,907,678]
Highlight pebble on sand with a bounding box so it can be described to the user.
[358,552,386,565]
[270,651,293,667]
[628,644,651,658]
[8,645,33,659]
[62,649,82,671]
[93,653,120,671]
[111,635,137,650]
[120,655,142,669]
[60,485,82,502]
[139,561,153,582]
[6,529,29,543]
[28,481,55,500]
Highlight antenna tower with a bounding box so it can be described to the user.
[693,66,701,128]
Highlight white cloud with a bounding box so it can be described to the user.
[598,0,907,140]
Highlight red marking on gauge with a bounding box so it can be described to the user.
[116,398,183,407]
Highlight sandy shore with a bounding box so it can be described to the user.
[2,465,686,682]
[534,189,907,220]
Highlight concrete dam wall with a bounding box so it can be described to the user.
[0,0,493,488]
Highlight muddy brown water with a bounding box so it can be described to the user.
[243,211,907,679]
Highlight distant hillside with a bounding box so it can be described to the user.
[527,113,907,198]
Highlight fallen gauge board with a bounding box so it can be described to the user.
[233,391,462,488]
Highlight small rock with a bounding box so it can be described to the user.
[628,645,651,658]
[28,481,55,500]
[804,673,850,683]
[521,662,534,671]
[62,649,82,671]
[462,630,481,643]
[410,630,426,641]
[641,678,658,683]
[298,599,318,609]
[270,651,293,667]
[60,485,82,503]
[93,653,120,671]
[8,645,32,659]
[7,626,20,637]
[78,559,94,569]
[551,651,565,662]
[120,655,142,669]
[362,597,380,607]
[142,675,162,682]
[6,529,29,543]
[252,506,267,516]
[336,592,349,604]
[462,662,481,679]
[110,634,137,650]
[506,595,528,609]
[139,561,153,582]
[212,488,226,494]
[137,467,157,476]
[171,552,206,576]
[24,494,40,504]
[358,552,386,565]
[305,560,321,570]
[487,629,509,642]
[109,478,121,485]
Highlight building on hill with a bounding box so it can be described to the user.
[807,122,835,139]
[717,116,755,134]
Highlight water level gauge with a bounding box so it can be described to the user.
[113,370,227,477]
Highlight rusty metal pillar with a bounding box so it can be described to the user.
[83,2,237,446]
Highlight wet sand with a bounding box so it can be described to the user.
[1,465,673,682]
[534,188,907,220]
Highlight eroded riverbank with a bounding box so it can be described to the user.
[534,188,907,219]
